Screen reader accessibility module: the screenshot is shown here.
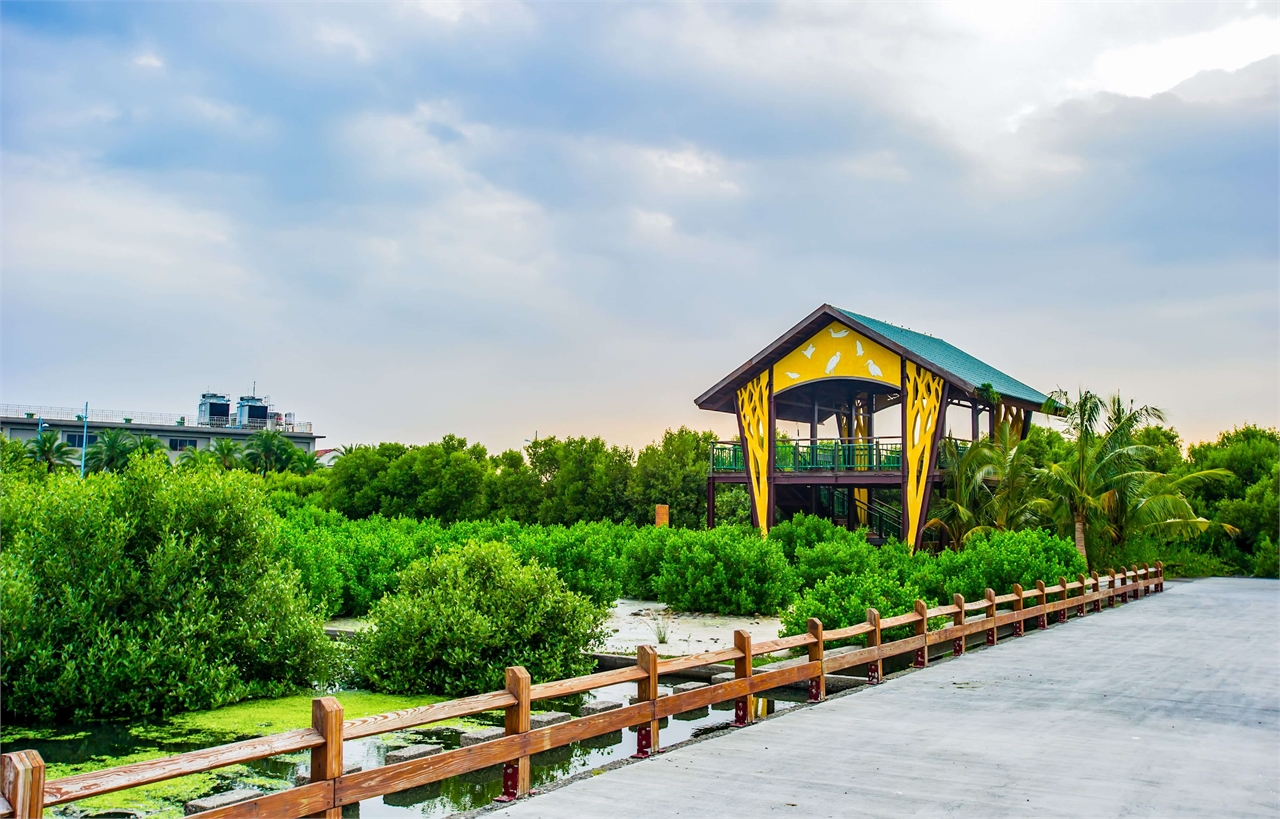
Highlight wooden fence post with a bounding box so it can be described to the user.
[984,589,997,646]
[1012,584,1024,637]
[952,594,966,656]
[1057,577,1069,624]
[806,618,825,703]
[1075,574,1088,617]
[495,666,531,802]
[1142,563,1150,597]
[1108,569,1117,607]
[308,697,342,819]
[866,608,883,684]
[1035,580,1048,630]
[654,504,669,528]
[1090,571,1102,612]
[1155,561,1164,592]
[733,630,754,726]
[633,645,660,758]
[1,750,45,819]
[913,599,929,667]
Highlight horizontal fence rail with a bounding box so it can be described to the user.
[0,564,1166,819]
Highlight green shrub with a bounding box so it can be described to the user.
[780,571,926,646]
[621,526,678,599]
[1159,548,1235,578]
[909,529,1087,604]
[355,542,607,695]
[507,522,629,606]
[656,527,797,615]
[1,455,334,724]
[793,528,878,589]
[1253,536,1278,579]
[768,513,848,562]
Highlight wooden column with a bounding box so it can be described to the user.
[1012,583,1025,637]
[633,645,660,758]
[732,630,753,726]
[913,599,929,667]
[1090,571,1101,612]
[496,666,531,802]
[866,608,883,684]
[952,594,966,656]
[1057,577,1069,624]
[1155,560,1164,592]
[984,588,997,646]
[706,477,715,529]
[806,618,825,703]
[308,697,343,819]
[1108,569,1117,607]
[1,750,45,819]
[971,402,980,441]
[1035,580,1048,629]
[1076,574,1088,617]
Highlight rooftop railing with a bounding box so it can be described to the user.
[711,437,975,474]
[0,405,313,434]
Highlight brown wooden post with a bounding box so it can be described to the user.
[1,750,45,819]
[1057,577,1069,623]
[307,697,343,819]
[654,504,669,528]
[1035,580,1048,629]
[1141,563,1150,597]
[633,645,660,758]
[952,593,966,656]
[1090,571,1101,612]
[1012,583,1025,637]
[984,588,997,646]
[866,608,883,684]
[1075,574,1087,617]
[1155,560,1164,592]
[732,629,754,726]
[1108,569,1117,607]
[807,618,825,702]
[913,599,929,666]
[495,666,531,802]
[706,477,715,529]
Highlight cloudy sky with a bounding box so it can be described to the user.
[2,1,1276,452]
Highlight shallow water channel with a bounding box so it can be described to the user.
[22,678,805,818]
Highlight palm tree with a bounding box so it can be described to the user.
[243,430,295,474]
[131,435,166,458]
[925,437,997,546]
[26,432,78,472]
[1035,390,1171,567]
[85,428,136,473]
[291,449,322,475]
[210,438,242,470]
[982,421,1040,533]
[178,446,221,470]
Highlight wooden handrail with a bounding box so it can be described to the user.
[8,563,1163,819]
[41,728,325,807]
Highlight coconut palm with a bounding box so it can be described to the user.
[925,437,997,546]
[1034,390,1169,567]
[981,421,1041,533]
[243,430,295,474]
[291,449,322,475]
[26,432,78,472]
[85,428,136,473]
[210,438,243,470]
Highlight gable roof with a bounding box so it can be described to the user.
[836,310,1050,408]
[695,304,1051,414]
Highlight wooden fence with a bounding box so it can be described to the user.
[0,563,1165,819]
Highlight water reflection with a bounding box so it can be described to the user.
[22,677,802,819]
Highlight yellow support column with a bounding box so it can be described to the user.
[736,369,771,535]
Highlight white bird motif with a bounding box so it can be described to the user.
[825,352,841,374]
[829,327,850,338]
[866,359,883,377]
[785,372,800,380]
[856,340,864,357]
[802,344,816,359]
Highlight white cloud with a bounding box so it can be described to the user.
[315,23,372,61]
[841,150,910,181]
[133,53,163,69]
[1089,16,1280,98]
[632,209,675,236]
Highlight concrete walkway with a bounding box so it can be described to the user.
[489,578,1279,818]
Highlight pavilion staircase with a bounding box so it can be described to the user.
[775,487,902,544]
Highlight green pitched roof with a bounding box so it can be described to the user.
[838,309,1049,408]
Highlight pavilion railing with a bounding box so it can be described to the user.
[0,565,1166,819]
[711,438,905,473]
